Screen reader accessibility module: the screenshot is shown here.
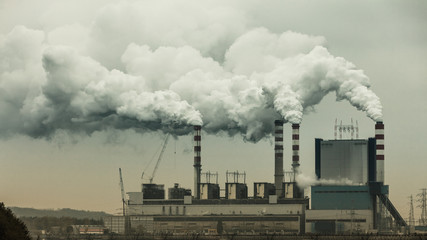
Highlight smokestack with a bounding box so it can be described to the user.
[274,120,284,197]
[194,125,202,199]
[292,124,300,181]
[375,122,384,183]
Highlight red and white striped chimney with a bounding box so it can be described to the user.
[274,120,284,197]
[194,125,202,199]
[375,122,384,183]
[292,124,300,181]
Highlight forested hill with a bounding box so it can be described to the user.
[10,207,112,219]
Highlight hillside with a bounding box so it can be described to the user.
[10,207,112,219]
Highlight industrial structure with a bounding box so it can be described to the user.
[306,121,407,234]
[104,120,408,235]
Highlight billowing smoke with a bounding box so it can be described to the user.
[0,1,382,141]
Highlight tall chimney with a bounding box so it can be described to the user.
[194,125,202,199]
[274,120,284,197]
[292,124,300,181]
[375,122,384,183]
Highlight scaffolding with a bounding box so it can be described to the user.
[334,118,359,140]
[226,170,246,184]
[201,171,219,184]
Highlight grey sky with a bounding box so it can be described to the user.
[0,0,426,220]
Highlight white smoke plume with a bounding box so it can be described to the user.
[0,1,382,141]
[296,173,356,190]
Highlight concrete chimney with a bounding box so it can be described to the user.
[274,120,284,197]
[194,125,202,199]
[375,122,384,183]
[292,124,300,181]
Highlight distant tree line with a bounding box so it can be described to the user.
[20,216,103,232]
[0,202,31,240]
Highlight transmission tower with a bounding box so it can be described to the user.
[409,195,415,227]
[418,188,427,226]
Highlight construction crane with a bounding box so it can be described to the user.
[141,133,170,184]
[119,168,126,216]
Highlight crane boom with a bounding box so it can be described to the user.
[119,168,126,216]
[149,134,170,183]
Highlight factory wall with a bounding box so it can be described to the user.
[368,138,377,182]
[168,184,191,199]
[104,216,154,234]
[108,200,308,234]
[284,182,304,199]
[103,216,127,234]
[105,215,303,235]
[152,215,302,235]
[311,186,373,210]
[315,139,369,184]
[311,132,398,231]
[305,209,374,234]
[254,182,275,199]
[142,184,165,199]
[127,192,143,205]
[199,183,220,199]
[127,202,306,216]
[225,183,248,199]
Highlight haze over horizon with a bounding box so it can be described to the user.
[0,0,426,220]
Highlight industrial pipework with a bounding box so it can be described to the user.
[274,120,284,197]
[292,124,300,181]
[375,122,384,183]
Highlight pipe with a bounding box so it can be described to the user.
[375,122,385,182]
[274,120,284,197]
[194,125,202,199]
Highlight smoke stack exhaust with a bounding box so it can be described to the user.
[375,122,384,182]
[292,124,300,181]
[194,125,202,199]
[274,120,284,197]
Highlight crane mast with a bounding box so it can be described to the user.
[119,168,126,216]
[149,134,170,183]
[141,134,170,184]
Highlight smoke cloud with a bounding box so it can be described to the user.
[0,1,382,141]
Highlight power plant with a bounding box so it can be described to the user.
[104,120,408,235]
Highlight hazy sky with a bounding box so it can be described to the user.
[0,0,426,220]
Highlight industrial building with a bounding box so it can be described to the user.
[106,121,307,235]
[105,120,407,235]
[305,122,407,234]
